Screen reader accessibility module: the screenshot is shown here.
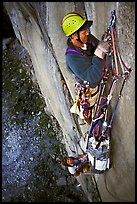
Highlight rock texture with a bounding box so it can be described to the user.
[3,2,135,202]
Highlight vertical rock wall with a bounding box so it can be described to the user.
[3,2,135,202]
[3,2,84,158]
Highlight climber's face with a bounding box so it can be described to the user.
[79,28,90,44]
[66,157,74,165]
[71,28,90,45]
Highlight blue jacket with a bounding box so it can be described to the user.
[66,34,104,88]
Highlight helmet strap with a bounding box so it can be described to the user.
[76,31,83,44]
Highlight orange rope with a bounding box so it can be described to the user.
[111,27,119,76]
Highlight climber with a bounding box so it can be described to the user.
[62,153,90,177]
[62,12,111,124]
[62,153,109,176]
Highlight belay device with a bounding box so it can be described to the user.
[86,10,131,174]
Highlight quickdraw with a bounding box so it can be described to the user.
[70,81,99,125]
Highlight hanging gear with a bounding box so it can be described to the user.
[70,81,99,125]
[86,10,131,173]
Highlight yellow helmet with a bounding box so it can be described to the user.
[62,12,93,37]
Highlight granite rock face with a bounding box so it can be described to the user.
[3,2,135,202]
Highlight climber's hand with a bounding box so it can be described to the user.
[94,41,110,59]
[97,41,110,53]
